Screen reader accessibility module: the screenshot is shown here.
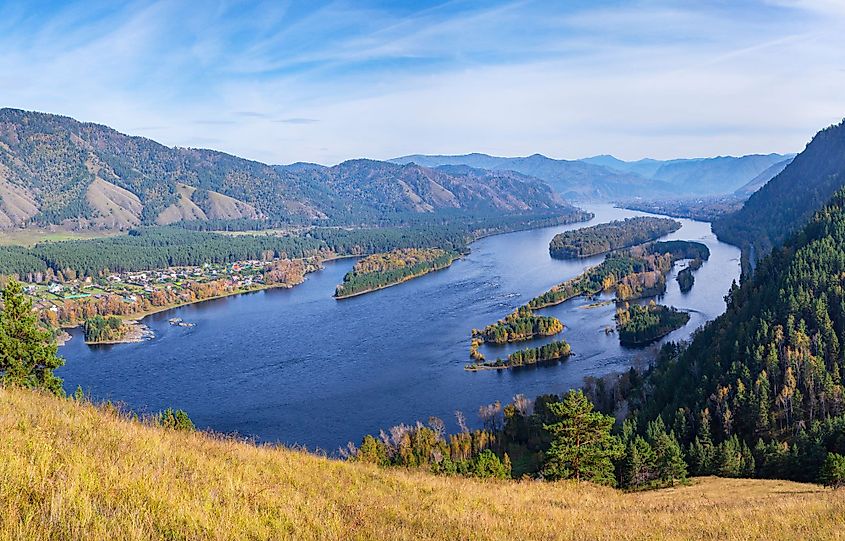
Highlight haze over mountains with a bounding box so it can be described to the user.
[393,152,793,200]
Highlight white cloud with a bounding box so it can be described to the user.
[0,1,843,164]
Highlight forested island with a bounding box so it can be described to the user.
[466,339,571,370]
[548,217,681,259]
[615,302,690,346]
[528,240,709,309]
[334,248,459,298]
[676,258,703,293]
[471,307,563,344]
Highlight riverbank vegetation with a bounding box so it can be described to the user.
[548,217,681,259]
[615,302,690,346]
[528,240,708,310]
[334,248,459,298]
[83,315,128,343]
[471,307,563,344]
[466,339,571,370]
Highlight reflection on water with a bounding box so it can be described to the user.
[57,205,740,451]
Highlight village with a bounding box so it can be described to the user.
[23,258,306,321]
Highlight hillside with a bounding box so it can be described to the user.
[734,157,794,196]
[713,119,845,259]
[1,387,843,540]
[0,109,573,230]
[632,186,845,482]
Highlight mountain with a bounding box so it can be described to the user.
[391,153,672,200]
[713,119,845,259]
[4,386,841,540]
[637,185,845,482]
[0,109,573,230]
[583,153,794,195]
[734,158,794,196]
[394,152,793,200]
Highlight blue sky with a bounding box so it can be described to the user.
[1,0,844,165]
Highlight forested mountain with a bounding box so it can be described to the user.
[394,152,792,200]
[733,158,794,196]
[0,109,574,230]
[628,187,845,481]
[391,153,672,200]
[713,120,845,260]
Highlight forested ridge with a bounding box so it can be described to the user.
[714,119,845,266]
[548,217,681,258]
[0,108,584,230]
[615,187,845,482]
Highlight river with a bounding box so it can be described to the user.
[56,204,740,451]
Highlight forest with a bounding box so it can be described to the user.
[595,186,845,484]
[467,340,571,370]
[82,315,127,343]
[548,217,681,259]
[676,258,703,293]
[472,307,563,344]
[0,210,589,281]
[334,248,459,298]
[614,302,690,346]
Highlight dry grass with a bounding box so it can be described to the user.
[0,228,120,247]
[1,387,843,541]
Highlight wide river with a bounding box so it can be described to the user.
[57,205,740,451]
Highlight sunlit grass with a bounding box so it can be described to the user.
[1,386,843,540]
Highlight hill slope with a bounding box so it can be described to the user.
[0,109,572,230]
[638,186,845,481]
[713,119,845,259]
[1,387,842,540]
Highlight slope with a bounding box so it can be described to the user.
[639,186,845,481]
[713,119,845,259]
[1,386,842,541]
[0,109,574,230]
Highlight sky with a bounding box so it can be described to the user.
[1,0,844,165]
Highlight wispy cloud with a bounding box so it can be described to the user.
[0,0,843,164]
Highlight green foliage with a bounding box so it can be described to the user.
[0,279,64,395]
[157,408,194,431]
[335,248,459,298]
[614,302,690,346]
[83,315,126,343]
[549,217,681,259]
[818,452,845,489]
[542,390,622,485]
[474,306,563,344]
[470,340,571,370]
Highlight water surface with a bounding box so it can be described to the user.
[58,205,740,451]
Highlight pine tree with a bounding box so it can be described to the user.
[542,390,622,485]
[654,432,688,485]
[818,452,845,489]
[0,279,64,394]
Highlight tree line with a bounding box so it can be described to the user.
[548,217,681,259]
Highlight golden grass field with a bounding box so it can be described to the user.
[1,386,843,541]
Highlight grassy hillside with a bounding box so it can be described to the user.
[1,387,843,540]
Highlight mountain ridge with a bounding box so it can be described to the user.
[0,108,574,231]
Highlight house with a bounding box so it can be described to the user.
[48,283,63,294]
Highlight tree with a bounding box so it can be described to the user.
[818,452,845,489]
[653,432,688,485]
[157,408,194,431]
[542,390,622,485]
[0,279,64,394]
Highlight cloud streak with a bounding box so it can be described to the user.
[0,0,843,165]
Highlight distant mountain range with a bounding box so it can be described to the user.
[393,152,794,200]
[0,109,574,230]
